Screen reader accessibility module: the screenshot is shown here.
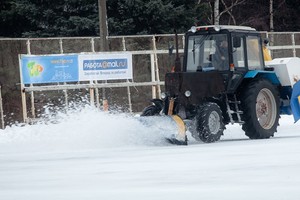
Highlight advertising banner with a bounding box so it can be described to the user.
[20,53,133,84]
[20,55,79,84]
[78,53,133,81]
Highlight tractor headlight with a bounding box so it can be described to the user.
[184,90,191,97]
[190,26,197,33]
[214,26,221,32]
[161,92,167,99]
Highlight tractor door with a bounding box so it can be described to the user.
[226,34,247,93]
[245,35,264,71]
[226,33,265,93]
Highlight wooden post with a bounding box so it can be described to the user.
[90,38,100,108]
[152,36,161,99]
[59,39,69,109]
[122,37,132,112]
[25,39,36,120]
[90,81,95,106]
[291,33,296,57]
[150,54,157,99]
[98,0,109,111]
[19,54,28,123]
[127,79,133,113]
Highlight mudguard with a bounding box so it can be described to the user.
[291,81,300,123]
[244,70,281,85]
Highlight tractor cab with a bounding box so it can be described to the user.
[183,25,265,92]
[164,26,266,108]
[184,25,264,72]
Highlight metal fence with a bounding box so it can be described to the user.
[0,31,300,126]
[18,34,185,123]
[264,32,300,57]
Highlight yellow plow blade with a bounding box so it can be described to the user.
[166,115,187,145]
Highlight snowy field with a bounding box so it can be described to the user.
[1,105,300,200]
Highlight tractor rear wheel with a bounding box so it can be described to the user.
[241,79,280,139]
[191,102,225,143]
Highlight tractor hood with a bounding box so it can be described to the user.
[165,71,226,105]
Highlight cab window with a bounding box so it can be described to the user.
[186,34,228,72]
[246,36,264,70]
[232,36,245,68]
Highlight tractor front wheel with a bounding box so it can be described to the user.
[140,105,160,116]
[191,102,225,143]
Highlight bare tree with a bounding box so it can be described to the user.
[219,0,246,25]
[270,0,274,32]
[214,0,220,25]
[198,0,246,25]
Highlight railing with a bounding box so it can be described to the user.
[18,34,185,123]
[265,32,300,58]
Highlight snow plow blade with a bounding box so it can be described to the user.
[138,114,187,145]
[165,115,188,145]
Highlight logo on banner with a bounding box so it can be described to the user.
[83,59,128,71]
[27,61,44,77]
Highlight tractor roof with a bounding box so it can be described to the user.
[189,25,256,33]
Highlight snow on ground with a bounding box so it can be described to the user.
[0,105,300,200]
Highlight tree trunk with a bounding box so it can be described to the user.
[270,0,274,32]
[98,0,109,51]
[269,0,274,45]
[214,0,220,25]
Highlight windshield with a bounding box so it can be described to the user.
[186,34,229,72]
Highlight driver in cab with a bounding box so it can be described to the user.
[210,39,229,70]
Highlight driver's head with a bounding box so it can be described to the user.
[220,40,228,48]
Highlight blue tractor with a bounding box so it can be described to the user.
[141,25,300,145]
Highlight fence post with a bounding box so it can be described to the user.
[0,85,4,129]
[59,39,69,108]
[150,53,156,99]
[89,81,95,106]
[291,33,296,57]
[26,39,36,119]
[127,79,132,113]
[152,36,161,99]
[122,37,126,51]
[19,52,28,123]
[90,38,100,108]
[121,36,133,112]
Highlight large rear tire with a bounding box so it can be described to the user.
[191,102,225,143]
[241,79,280,139]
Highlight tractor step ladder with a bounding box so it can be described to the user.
[226,94,244,124]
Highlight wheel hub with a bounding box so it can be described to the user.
[208,111,220,135]
[256,88,277,129]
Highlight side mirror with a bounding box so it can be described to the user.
[263,38,269,45]
[169,44,174,55]
[233,36,241,48]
